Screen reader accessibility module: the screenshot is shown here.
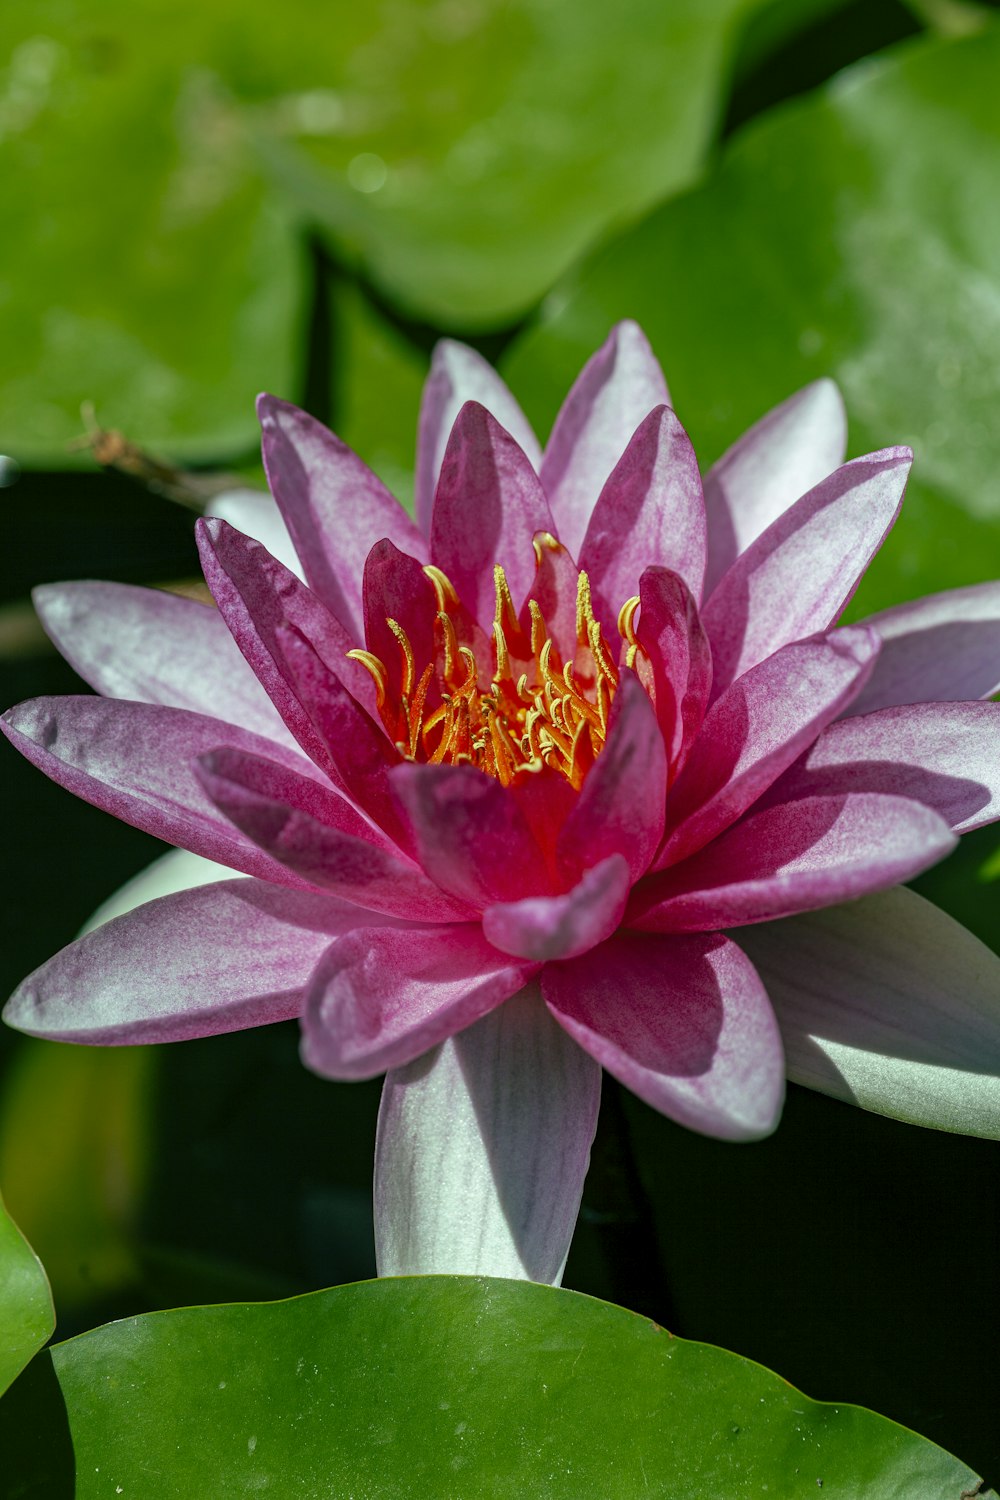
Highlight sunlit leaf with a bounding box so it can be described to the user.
[0,1277,983,1495]
[506,25,1000,617]
[0,1189,53,1397]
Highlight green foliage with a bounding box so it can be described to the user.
[505,25,1000,617]
[0,1277,983,1496]
[0,1188,54,1397]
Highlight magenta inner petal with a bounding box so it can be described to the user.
[483,854,631,962]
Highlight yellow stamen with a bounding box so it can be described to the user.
[423,563,460,611]
[386,618,416,698]
[531,530,561,566]
[345,648,388,708]
[617,595,641,647]
[493,564,519,635]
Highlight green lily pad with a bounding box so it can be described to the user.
[0,1189,54,1397]
[505,25,1000,617]
[0,1277,983,1495]
[0,3,303,465]
[3,0,810,466]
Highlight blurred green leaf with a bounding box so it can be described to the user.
[0,1277,983,1495]
[3,0,803,466]
[0,5,304,465]
[260,0,766,330]
[505,25,1000,617]
[0,1188,54,1397]
[0,1041,152,1309]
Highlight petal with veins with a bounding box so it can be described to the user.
[301,923,536,1079]
[483,854,630,961]
[374,984,600,1283]
[736,887,1000,1138]
[543,930,784,1141]
[702,379,846,596]
[541,321,670,558]
[4,880,365,1044]
[416,340,541,535]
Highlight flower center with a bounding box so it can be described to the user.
[348,534,641,789]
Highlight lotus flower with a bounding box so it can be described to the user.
[6,323,1000,1284]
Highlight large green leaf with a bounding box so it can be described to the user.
[260,0,765,331]
[0,4,304,465]
[3,0,802,465]
[505,25,1000,617]
[0,1189,54,1397]
[0,1277,983,1495]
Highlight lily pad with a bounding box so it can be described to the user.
[0,1189,54,1397]
[505,25,1000,617]
[0,1276,983,1495]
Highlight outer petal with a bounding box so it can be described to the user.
[702,379,847,596]
[258,394,426,639]
[1,697,319,888]
[702,448,911,699]
[33,582,294,748]
[655,626,879,869]
[635,566,712,767]
[198,747,474,922]
[430,402,555,627]
[543,930,784,1140]
[196,516,378,767]
[557,671,667,884]
[4,880,363,1044]
[736,887,1000,1138]
[847,580,1000,715]
[761,701,1000,833]
[374,984,600,1283]
[541,322,670,558]
[634,792,957,932]
[301,923,536,1079]
[415,339,541,536]
[205,487,302,579]
[482,854,630,962]
[391,763,551,906]
[80,849,239,935]
[579,406,707,625]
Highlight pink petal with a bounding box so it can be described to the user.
[702,379,847,596]
[4,880,363,1044]
[375,984,600,1283]
[391,763,551,907]
[196,517,378,765]
[558,671,667,884]
[198,747,474,922]
[702,448,911,700]
[655,625,879,869]
[483,854,630,961]
[275,624,412,852]
[258,394,426,639]
[846,580,1000,715]
[363,540,441,710]
[34,581,295,749]
[634,792,957,932]
[80,849,239,935]
[205,488,302,578]
[635,566,712,767]
[541,322,670,558]
[415,340,541,536]
[515,531,580,659]
[580,406,706,626]
[762,701,1000,833]
[430,402,555,627]
[2,697,320,888]
[301,923,537,1079]
[736,886,1000,1137]
[543,930,784,1140]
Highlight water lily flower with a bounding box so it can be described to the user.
[6,323,1000,1286]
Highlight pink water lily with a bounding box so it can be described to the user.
[6,322,1000,1284]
